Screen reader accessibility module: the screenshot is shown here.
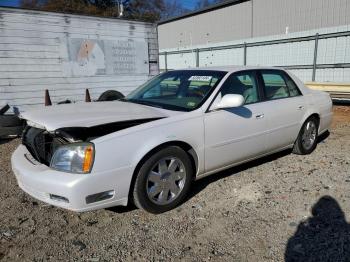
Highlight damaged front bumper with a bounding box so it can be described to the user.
[11,145,132,212]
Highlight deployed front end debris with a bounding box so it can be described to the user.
[21,118,161,165]
[0,104,25,139]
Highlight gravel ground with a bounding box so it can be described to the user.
[0,106,349,262]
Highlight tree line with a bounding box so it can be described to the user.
[20,0,224,22]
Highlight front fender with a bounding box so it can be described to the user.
[92,116,205,176]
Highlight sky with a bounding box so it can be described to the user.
[180,0,198,10]
[0,0,20,7]
[0,0,201,9]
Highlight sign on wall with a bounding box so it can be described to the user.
[65,39,149,76]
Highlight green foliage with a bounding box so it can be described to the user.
[20,0,165,22]
[123,0,165,22]
[20,0,226,22]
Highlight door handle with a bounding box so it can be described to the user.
[298,105,304,110]
[255,114,264,119]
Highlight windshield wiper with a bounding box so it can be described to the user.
[126,99,189,112]
[127,99,164,109]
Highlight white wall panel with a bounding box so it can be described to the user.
[160,24,350,83]
[199,48,244,67]
[158,1,252,50]
[166,52,196,69]
[288,69,313,82]
[159,0,350,49]
[0,7,158,112]
[247,41,314,66]
[317,36,350,64]
[315,68,350,82]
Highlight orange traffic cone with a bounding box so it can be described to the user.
[45,89,52,106]
[85,89,91,102]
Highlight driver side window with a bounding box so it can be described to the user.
[142,77,179,98]
[218,71,259,105]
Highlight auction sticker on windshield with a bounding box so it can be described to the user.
[189,76,212,82]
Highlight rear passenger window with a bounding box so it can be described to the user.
[261,72,289,100]
[261,70,302,100]
[285,75,302,97]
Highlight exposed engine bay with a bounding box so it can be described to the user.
[22,118,162,165]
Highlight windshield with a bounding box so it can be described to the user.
[125,70,227,111]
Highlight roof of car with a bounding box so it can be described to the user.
[177,65,284,73]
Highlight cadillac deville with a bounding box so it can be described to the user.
[11,67,333,213]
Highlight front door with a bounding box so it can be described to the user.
[204,70,268,172]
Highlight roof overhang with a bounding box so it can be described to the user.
[158,0,250,25]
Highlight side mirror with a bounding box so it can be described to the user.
[212,94,244,110]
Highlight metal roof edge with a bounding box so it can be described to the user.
[158,0,250,26]
[0,6,155,26]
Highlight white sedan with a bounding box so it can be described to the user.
[11,66,333,213]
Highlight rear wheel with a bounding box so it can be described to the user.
[132,146,193,213]
[293,116,319,155]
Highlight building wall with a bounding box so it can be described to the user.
[159,25,350,83]
[158,0,350,50]
[158,1,253,50]
[252,0,350,37]
[0,7,159,112]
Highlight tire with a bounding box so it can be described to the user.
[57,99,72,105]
[97,90,125,101]
[0,115,23,127]
[293,116,319,155]
[132,146,193,214]
[0,126,24,138]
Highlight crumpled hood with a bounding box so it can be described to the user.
[20,101,172,131]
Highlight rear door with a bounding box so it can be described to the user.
[257,70,306,150]
[204,70,268,172]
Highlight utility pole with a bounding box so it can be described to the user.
[115,0,124,17]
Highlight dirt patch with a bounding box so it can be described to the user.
[0,106,349,261]
[332,105,350,128]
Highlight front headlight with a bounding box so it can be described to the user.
[50,143,95,174]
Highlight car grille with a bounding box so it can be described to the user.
[22,126,66,166]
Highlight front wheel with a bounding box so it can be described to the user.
[132,146,193,213]
[293,116,319,155]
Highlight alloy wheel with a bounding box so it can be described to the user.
[301,120,317,150]
[146,157,187,205]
